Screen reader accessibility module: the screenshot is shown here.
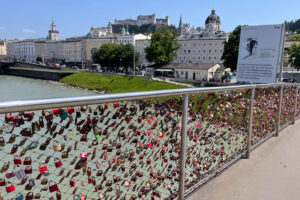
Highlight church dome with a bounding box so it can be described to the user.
[205,9,220,25]
[87,30,93,38]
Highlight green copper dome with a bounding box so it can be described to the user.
[87,30,93,38]
[107,22,112,29]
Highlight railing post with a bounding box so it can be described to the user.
[246,87,255,159]
[179,94,189,200]
[293,86,298,124]
[276,85,284,136]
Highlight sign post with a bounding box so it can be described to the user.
[236,24,285,84]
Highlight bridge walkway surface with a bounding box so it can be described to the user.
[187,119,300,200]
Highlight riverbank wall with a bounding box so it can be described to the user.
[1,62,74,81]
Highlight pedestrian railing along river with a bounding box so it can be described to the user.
[0,83,298,200]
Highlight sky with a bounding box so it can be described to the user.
[0,0,299,40]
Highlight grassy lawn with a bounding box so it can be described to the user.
[60,72,189,93]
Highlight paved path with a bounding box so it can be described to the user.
[187,119,300,200]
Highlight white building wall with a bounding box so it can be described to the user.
[7,41,36,62]
[174,38,225,64]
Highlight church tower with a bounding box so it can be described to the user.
[205,9,221,34]
[47,20,59,41]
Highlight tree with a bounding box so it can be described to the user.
[145,26,180,65]
[287,43,300,70]
[221,25,246,71]
[92,43,140,72]
[290,35,300,41]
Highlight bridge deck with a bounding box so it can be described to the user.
[187,119,300,200]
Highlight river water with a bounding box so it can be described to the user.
[0,75,95,101]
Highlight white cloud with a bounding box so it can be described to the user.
[22,29,35,34]
[0,27,5,30]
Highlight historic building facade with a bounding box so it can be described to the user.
[7,40,36,62]
[174,9,228,64]
[114,14,170,27]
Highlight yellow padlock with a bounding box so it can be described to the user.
[54,142,62,151]
[0,190,3,200]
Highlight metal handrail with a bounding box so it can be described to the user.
[0,82,297,114]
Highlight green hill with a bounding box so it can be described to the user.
[60,72,188,93]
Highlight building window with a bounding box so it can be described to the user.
[188,50,190,53]
[209,43,212,46]
[215,43,217,46]
[209,49,211,53]
[215,49,217,53]
[203,49,206,53]
[203,56,205,60]
[220,49,223,53]
[209,56,211,60]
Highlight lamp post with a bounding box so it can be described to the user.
[133,44,135,76]
[120,58,122,73]
[292,57,295,82]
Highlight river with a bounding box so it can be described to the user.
[0,75,95,101]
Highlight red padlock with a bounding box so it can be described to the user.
[39,163,48,173]
[49,180,59,192]
[54,158,63,168]
[80,152,87,158]
[52,109,61,115]
[14,156,22,165]
[113,103,119,108]
[6,181,15,193]
[67,107,75,114]
[105,104,109,109]
[70,179,75,187]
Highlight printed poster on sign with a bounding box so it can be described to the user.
[236,24,284,83]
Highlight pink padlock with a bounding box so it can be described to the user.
[80,151,87,158]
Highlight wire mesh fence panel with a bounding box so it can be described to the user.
[297,87,300,118]
[251,87,280,145]
[0,96,183,200]
[184,89,251,191]
[280,86,296,127]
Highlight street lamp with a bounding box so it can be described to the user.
[120,58,122,73]
[292,57,296,82]
[133,44,135,76]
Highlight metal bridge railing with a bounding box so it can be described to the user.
[0,83,298,200]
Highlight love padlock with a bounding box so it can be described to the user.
[39,163,48,173]
[80,151,87,159]
[16,193,24,200]
[28,177,35,187]
[54,158,63,168]
[6,181,15,193]
[59,111,68,120]
[49,180,58,192]
[67,107,75,114]
[14,156,22,165]
[70,179,75,187]
[53,142,62,151]
[15,165,26,180]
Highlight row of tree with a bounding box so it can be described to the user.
[285,19,300,33]
[92,27,180,71]
[92,43,140,72]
